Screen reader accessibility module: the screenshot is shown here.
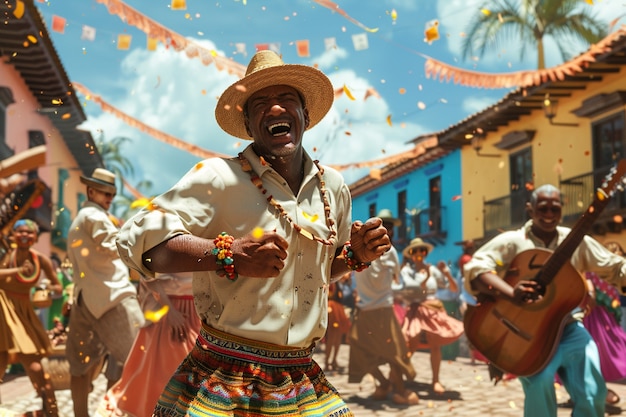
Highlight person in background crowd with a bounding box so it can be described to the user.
[46,253,72,330]
[324,278,351,373]
[97,272,201,417]
[116,50,391,417]
[581,240,626,406]
[348,209,418,405]
[66,168,145,417]
[464,184,626,417]
[0,219,62,417]
[396,237,463,395]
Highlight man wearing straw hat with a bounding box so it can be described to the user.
[117,50,391,416]
[348,209,419,405]
[66,168,145,417]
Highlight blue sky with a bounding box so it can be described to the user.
[35,0,626,196]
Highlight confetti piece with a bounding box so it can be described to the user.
[171,0,186,10]
[252,227,264,239]
[386,114,392,126]
[509,400,517,409]
[130,198,152,209]
[145,304,170,323]
[70,239,83,248]
[13,0,25,19]
[302,212,319,222]
[390,9,397,24]
[343,84,356,101]
[424,19,440,44]
[417,101,426,110]
[481,8,491,16]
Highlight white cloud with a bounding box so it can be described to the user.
[78,37,425,195]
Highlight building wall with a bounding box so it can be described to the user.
[351,150,464,275]
[0,61,83,259]
[461,67,626,247]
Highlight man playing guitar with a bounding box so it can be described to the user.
[464,184,626,417]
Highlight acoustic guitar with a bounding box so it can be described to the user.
[463,159,626,376]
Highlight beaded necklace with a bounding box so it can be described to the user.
[238,152,337,246]
[10,249,40,284]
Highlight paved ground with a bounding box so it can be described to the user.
[0,341,624,416]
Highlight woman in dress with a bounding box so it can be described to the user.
[97,272,201,417]
[395,238,464,394]
[0,219,62,416]
[582,241,626,405]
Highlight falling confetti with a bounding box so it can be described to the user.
[145,304,170,323]
[424,19,440,44]
[302,212,319,222]
[343,84,356,101]
[386,114,392,126]
[390,8,397,24]
[130,198,152,209]
[252,227,264,239]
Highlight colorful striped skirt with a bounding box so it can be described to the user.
[153,324,353,417]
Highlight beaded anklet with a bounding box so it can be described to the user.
[212,232,237,280]
[342,241,370,272]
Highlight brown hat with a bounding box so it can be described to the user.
[377,208,401,227]
[402,237,434,258]
[215,50,334,140]
[80,168,116,194]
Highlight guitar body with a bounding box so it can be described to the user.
[463,248,587,376]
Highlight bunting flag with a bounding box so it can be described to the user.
[147,36,158,51]
[324,37,337,50]
[235,42,247,57]
[71,81,396,171]
[296,40,310,57]
[170,0,186,10]
[72,82,230,160]
[95,0,247,78]
[424,25,626,89]
[117,33,132,50]
[328,136,440,171]
[93,0,380,99]
[51,15,66,33]
[311,0,378,33]
[81,25,96,41]
[352,33,369,51]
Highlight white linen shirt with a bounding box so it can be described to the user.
[397,263,448,303]
[68,201,138,319]
[463,220,626,296]
[117,145,352,348]
[354,246,399,311]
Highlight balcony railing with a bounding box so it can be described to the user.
[483,190,530,237]
[406,206,448,245]
[481,166,626,237]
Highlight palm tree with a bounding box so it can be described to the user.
[461,0,607,69]
[94,133,142,220]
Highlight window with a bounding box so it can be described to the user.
[592,111,625,209]
[509,147,533,226]
[429,176,441,232]
[397,190,407,244]
[0,87,16,159]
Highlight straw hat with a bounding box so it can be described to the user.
[80,168,116,194]
[402,237,434,258]
[215,50,334,140]
[377,208,401,227]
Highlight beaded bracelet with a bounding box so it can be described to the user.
[342,241,371,272]
[211,232,237,280]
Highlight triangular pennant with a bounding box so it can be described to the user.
[296,40,310,57]
[352,33,368,51]
[117,34,132,50]
[147,37,158,51]
[81,25,96,41]
[51,15,66,34]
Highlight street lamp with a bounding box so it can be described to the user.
[543,95,579,127]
